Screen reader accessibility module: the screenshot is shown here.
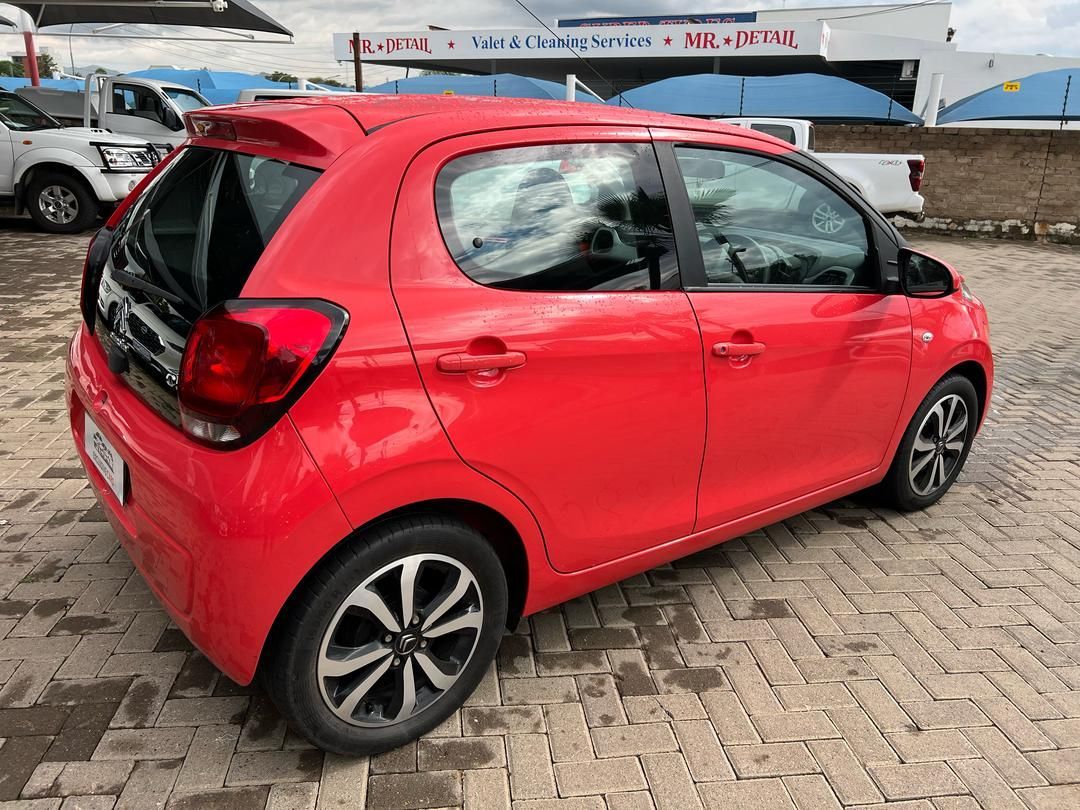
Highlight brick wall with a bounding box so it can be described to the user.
[814,125,1080,243]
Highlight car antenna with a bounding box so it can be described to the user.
[512,0,633,106]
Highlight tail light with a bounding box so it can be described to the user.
[80,226,114,331]
[178,300,348,447]
[908,159,925,192]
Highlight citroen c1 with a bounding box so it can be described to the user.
[66,95,993,755]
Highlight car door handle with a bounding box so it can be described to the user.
[713,341,766,357]
[436,351,527,373]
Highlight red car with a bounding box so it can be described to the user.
[67,96,992,754]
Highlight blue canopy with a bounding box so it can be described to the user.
[608,73,921,124]
[0,77,84,92]
[938,69,1078,123]
[127,69,349,104]
[366,73,601,103]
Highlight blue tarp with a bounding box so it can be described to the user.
[127,69,349,104]
[0,77,83,92]
[938,68,1078,123]
[608,73,922,124]
[366,73,602,103]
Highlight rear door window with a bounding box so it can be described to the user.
[435,142,679,291]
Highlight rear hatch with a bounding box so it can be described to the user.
[93,145,322,426]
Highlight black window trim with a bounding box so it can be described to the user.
[652,139,901,294]
[432,138,688,294]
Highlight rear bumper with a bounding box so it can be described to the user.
[66,324,352,684]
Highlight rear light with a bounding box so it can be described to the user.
[178,300,348,447]
[80,226,114,331]
[908,159,925,192]
[186,117,237,140]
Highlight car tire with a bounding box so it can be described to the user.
[880,374,979,512]
[263,515,508,755]
[25,171,99,234]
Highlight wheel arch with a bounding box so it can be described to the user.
[258,497,530,679]
[945,359,989,425]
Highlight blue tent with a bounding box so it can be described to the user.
[0,77,83,92]
[938,69,1078,124]
[608,73,921,124]
[366,73,601,103]
[127,69,349,104]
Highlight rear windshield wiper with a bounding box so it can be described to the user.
[109,268,186,307]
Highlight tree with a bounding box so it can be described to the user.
[0,53,59,77]
[37,53,59,77]
[310,76,346,87]
[266,70,297,84]
[420,69,463,77]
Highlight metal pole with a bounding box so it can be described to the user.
[566,73,576,102]
[23,29,41,86]
[924,73,944,126]
[351,32,363,91]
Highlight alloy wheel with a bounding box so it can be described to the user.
[317,553,483,728]
[38,185,79,225]
[908,393,969,496]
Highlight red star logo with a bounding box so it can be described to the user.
[448,40,455,49]
[723,35,733,46]
[663,35,672,46]
[376,42,384,51]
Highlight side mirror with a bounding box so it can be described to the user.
[898,247,956,298]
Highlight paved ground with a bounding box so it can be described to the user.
[0,222,1078,810]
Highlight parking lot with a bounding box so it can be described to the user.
[0,224,1078,809]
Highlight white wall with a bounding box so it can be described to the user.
[760,2,952,40]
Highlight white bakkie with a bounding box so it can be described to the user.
[1,90,159,233]
[719,117,926,230]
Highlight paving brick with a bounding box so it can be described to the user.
[224,751,322,787]
[554,756,646,797]
[590,723,676,758]
[173,725,239,792]
[672,720,735,781]
[728,742,820,778]
[316,753,367,810]
[698,778,797,810]
[640,752,703,810]
[93,728,194,761]
[507,734,555,800]
[868,763,968,800]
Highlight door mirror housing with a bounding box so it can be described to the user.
[898,247,956,298]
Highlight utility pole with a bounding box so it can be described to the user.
[352,32,363,91]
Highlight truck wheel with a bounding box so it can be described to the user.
[25,171,99,234]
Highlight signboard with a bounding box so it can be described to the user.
[333,22,829,62]
[1002,81,1021,92]
[557,13,758,27]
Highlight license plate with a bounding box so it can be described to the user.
[84,412,125,504]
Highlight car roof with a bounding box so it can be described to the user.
[190,94,787,167]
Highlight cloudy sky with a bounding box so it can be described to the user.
[1,0,1078,82]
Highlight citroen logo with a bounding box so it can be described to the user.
[396,634,419,655]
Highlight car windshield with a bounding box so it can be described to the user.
[0,93,61,131]
[163,87,208,113]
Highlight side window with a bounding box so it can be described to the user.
[436,142,679,291]
[674,147,874,289]
[112,84,165,125]
[750,123,797,145]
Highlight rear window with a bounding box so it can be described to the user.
[750,123,797,145]
[96,146,320,425]
[112,146,320,323]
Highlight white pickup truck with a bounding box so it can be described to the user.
[18,74,209,154]
[1,90,159,233]
[720,117,925,231]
